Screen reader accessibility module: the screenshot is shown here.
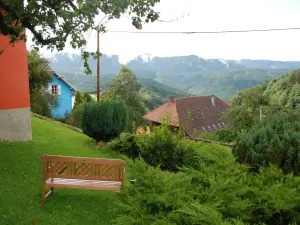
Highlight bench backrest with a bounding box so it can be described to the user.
[42,155,125,183]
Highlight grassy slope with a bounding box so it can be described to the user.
[0,116,123,225]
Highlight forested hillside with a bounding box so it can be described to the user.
[225,69,300,132]
[49,53,300,100]
[61,74,189,110]
[230,70,300,109]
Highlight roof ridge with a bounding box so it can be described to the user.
[214,95,231,107]
[53,72,76,91]
[175,95,231,107]
[173,98,179,126]
[174,95,214,100]
[143,101,173,118]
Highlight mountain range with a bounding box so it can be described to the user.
[49,52,300,100]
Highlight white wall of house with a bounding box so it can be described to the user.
[72,95,75,109]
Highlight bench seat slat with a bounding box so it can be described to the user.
[46,178,122,191]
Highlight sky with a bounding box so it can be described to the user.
[27,0,300,64]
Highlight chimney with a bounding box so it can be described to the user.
[211,94,215,106]
[170,96,175,103]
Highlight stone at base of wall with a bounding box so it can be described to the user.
[0,107,32,142]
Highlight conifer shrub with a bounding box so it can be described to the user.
[82,100,128,142]
[233,113,300,174]
[111,157,300,225]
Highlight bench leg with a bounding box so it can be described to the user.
[42,186,54,207]
[42,185,46,207]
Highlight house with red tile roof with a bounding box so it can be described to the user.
[143,95,231,137]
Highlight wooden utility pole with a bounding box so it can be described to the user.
[96,30,100,101]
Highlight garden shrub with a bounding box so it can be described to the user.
[73,91,84,109]
[233,113,300,174]
[30,91,59,117]
[197,131,217,140]
[108,124,186,171]
[111,158,300,225]
[214,128,237,143]
[108,124,231,172]
[66,104,85,128]
[83,92,93,103]
[82,100,128,142]
[134,124,184,172]
[108,133,140,158]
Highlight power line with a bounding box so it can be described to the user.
[106,27,300,34]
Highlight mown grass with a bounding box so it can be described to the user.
[0,116,126,225]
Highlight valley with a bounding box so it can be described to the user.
[49,52,300,101]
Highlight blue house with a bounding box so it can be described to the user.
[47,68,76,118]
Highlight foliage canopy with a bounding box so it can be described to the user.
[1,0,160,73]
[104,66,147,127]
[27,49,58,117]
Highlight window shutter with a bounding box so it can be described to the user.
[58,85,62,95]
[48,85,52,94]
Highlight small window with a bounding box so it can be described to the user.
[51,85,58,95]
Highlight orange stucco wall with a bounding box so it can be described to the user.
[0,35,30,110]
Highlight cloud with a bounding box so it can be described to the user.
[26,0,300,62]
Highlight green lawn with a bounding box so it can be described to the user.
[0,116,124,225]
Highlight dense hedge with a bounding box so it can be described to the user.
[82,100,128,141]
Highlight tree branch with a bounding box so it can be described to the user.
[67,0,78,11]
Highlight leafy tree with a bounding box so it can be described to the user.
[73,91,84,109]
[228,70,300,131]
[27,49,58,117]
[233,113,300,174]
[66,104,85,128]
[105,66,147,127]
[82,99,128,142]
[289,69,300,84]
[67,91,93,127]
[30,91,59,117]
[286,83,300,109]
[83,92,93,103]
[27,48,52,92]
[225,84,269,131]
[0,0,160,73]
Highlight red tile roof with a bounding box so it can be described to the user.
[144,95,231,136]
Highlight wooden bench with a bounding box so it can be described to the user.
[42,155,126,206]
